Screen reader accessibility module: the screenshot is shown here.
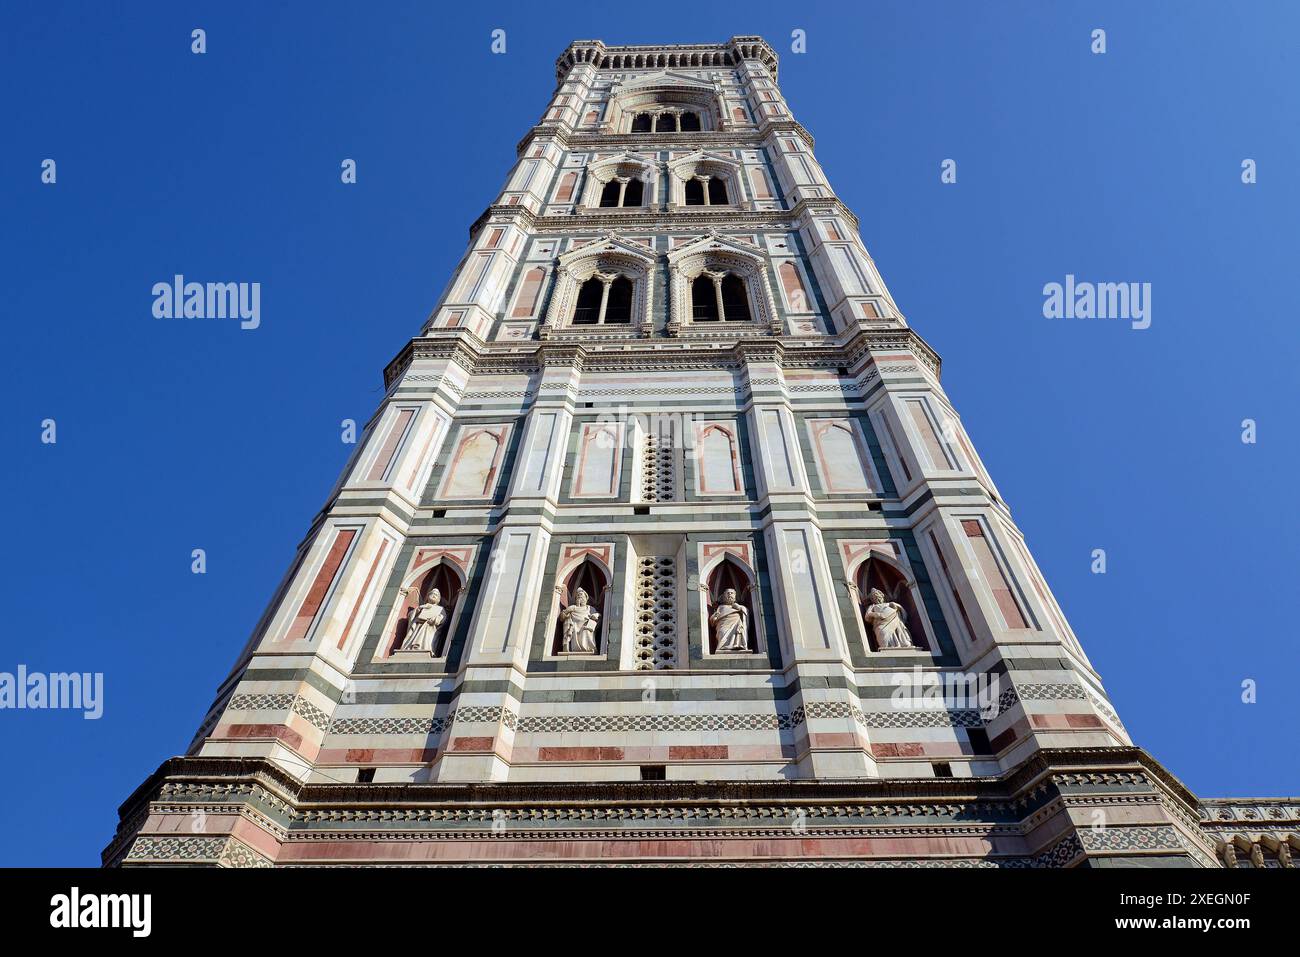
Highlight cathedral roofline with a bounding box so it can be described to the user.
[555,36,780,84]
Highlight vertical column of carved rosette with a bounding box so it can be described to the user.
[633,556,677,670]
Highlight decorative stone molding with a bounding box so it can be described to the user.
[665,232,780,336]
[540,233,656,338]
[575,152,660,210]
[104,748,1249,868]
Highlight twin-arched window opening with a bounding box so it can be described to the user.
[598,176,645,208]
[683,176,729,206]
[691,271,752,322]
[573,274,634,325]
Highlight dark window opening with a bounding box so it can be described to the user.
[640,765,666,781]
[631,113,652,133]
[692,275,719,321]
[684,179,705,206]
[967,728,993,755]
[679,111,701,131]
[720,274,751,322]
[357,767,376,783]
[633,505,650,515]
[708,177,729,205]
[598,180,621,208]
[573,277,604,324]
[654,113,678,133]
[622,177,643,207]
[603,276,633,324]
[932,762,953,778]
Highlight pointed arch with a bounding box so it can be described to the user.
[705,557,757,654]
[552,558,610,655]
[855,555,927,652]
[541,236,655,336]
[387,558,466,657]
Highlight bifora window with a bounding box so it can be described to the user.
[684,175,729,205]
[691,271,752,322]
[598,176,645,208]
[573,274,634,324]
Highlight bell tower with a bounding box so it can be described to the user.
[104,36,1283,869]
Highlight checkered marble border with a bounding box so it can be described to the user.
[226,692,330,732]
[124,835,274,868]
[229,693,295,711]
[306,683,1120,738]
[331,714,455,736]
[292,697,331,732]
[1078,825,1184,853]
[514,713,797,733]
[327,704,992,735]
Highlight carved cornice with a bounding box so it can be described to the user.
[554,36,779,84]
[383,326,942,389]
[106,746,1268,868]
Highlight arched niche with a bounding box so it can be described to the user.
[551,557,611,656]
[703,556,758,655]
[853,554,929,653]
[387,559,465,658]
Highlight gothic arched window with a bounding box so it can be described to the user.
[654,113,678,133]
[692,275,719,321]
[573,277,603,324]
[856,557,927,651]
[604,276,633,323]
[708,177,729,205]
[631,113,652,132]
[597,176,644,208]
[719,274,751,322]
[684,178,705,206]
[571,272,636,325]
[679,111,701,131]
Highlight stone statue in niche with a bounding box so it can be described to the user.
[863,587,915,649]
[710,587,751,653]
[560,587,600,654]
[400,588,447,655]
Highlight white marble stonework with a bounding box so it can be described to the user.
[183,34,1133,793]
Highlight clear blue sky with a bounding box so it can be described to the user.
[2,1,1296,866]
